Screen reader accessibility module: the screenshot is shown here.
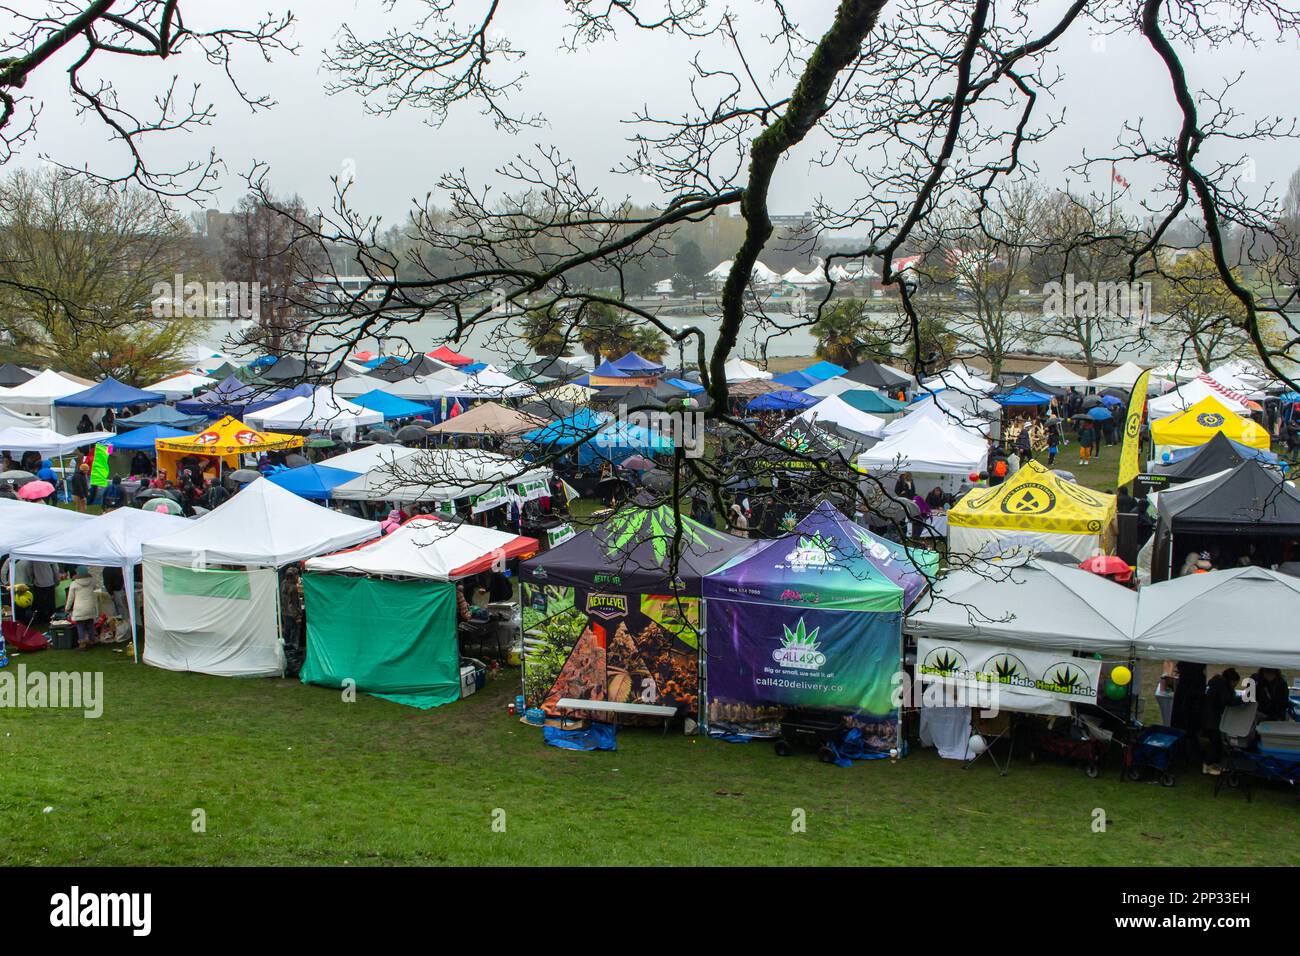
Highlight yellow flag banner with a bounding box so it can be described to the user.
[1117,368,1152,489]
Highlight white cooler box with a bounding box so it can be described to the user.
[1257,721,1300,754]
[460,657,487,699]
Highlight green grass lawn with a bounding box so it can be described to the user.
[3,648,1298,866]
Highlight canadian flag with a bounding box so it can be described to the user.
[1112,167,1130,189]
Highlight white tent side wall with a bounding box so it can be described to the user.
[946,524,1103,562]
[142,561,284,678]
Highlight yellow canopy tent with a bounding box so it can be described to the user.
[154,415,304,481]
[1149,395,1270,451]
[947,460,1118,560]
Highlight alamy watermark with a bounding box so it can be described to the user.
[151,272,261,320]
[617,403,705,459]
[1042,274,1151,324]
[0,665,103,718]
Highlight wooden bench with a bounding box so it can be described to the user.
[555,697,678,732]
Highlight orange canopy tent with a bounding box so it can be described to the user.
[154,415,304,480]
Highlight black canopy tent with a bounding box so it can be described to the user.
[0,362,34,386]
[1151,459,1300,581]
[841,358,911,390]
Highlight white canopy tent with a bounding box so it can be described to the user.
[887,395,993,439]
[1088,361,1148,389]
[907,559,1138,655]
[1206,359,1273,397]
[143,372,216,399]
[321,442,420,474]
[332,373,392,399]
[140,479,381,678]
[9,506,189,657]
[0,497,94,555]
[442,366,538,400]
[1132,566,1300,669]
[796,395,886,438]
[0,369,97,432]
[307,517,532,579]
[245,386,384,437]
[1147,376,1251,419]
[925,365,998,394]
[0,426,114,457]
[780,266,824,285]
[1148,359,1201,385]
[723,357,772,382]
[1030,360,1090,388]
[857,415,987,489]
[803,375,862,399]
[0,406,49,430]
[330,447,552,505]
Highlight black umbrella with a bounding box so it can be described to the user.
[0,470,36,486]
[367,430,398,444]
[284,453,309,469]
[1080,394,1103,408]
[394,424,430,442]
[228,469,262,483]
[136,487,181,502]
[1069,412,1094,422]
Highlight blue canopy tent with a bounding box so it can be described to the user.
[746,389,819,412]
[102,424,195,451]
[665,377,705,395]
[840,388,909,413]
[349,389,435,420]
[521,407,673,465]
[609,351,666,376]
[114,405,208,431]
[175,374,258,417]
[772,369,823,390]
[265,463,363,501]
[591,360,631,379]
[801,360,848,380]
[55,376,166,408]
[994,386,1052,407]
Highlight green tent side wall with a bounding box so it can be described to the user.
[301,573,461,709]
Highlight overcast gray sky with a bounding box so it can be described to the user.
[13,0,1300,225]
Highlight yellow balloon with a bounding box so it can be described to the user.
[1111,665,1132,687]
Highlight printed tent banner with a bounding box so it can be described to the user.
[1148,395,1269,451]
[946,460,1117,561]
[300,574,461,709]
[518,505,750,718]
[915,636,1103,709]
[701,508,906,743]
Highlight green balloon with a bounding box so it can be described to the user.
[1105,680,1127,701]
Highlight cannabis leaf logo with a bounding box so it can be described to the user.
[930,650,959,674]
[781,617,821,652]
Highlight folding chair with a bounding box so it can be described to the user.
[963,710,1015,776]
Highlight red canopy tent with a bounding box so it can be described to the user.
[427,345,474,367]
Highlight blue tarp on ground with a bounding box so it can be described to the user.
[746,389,819,412]
[55,376,166,408]
[543,722,617,751]
[101,424,195,451]
[266,463,363,500]
[348,389,435,420]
